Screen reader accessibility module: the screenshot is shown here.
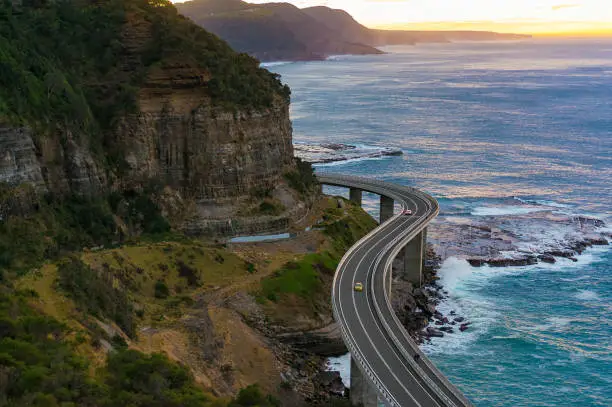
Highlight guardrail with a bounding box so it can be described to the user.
[319,174,472,407]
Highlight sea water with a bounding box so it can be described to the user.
[269,39,612,406]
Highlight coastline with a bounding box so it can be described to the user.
[319,174,610,396]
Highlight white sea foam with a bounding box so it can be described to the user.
[471,205,546,216]
[532,317,573,332]
[423,258,501,355]
[437,257,476,290]
[313,155,394,167]
[326,353,351,387]
[260,61,293,68]
[575,290,601,301]
[513,197,573,209]
[426,244,610,355]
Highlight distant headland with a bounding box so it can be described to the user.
[176,0,532,62]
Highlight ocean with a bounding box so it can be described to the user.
[267,39,612,406]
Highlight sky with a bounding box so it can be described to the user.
[245,0,612,35]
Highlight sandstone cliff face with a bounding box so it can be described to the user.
[0,124,107,198]
[0,125,46,193]
[117,78,295,200]
[0,4,303,237]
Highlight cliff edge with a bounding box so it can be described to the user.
[0,0,311,248]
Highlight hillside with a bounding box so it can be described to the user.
[303,6,531,46]
[176,0,383,61]
[0,0,320,273]
[177,1,531,62]
[0,0,365,404]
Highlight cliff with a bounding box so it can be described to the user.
[0,0,310,247]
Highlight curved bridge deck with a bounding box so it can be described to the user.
[319,174,473,407]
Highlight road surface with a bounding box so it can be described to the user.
[319,174,473,407]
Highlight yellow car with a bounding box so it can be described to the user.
[354,282,364,292]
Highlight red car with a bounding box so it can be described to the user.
[401,209,413,216]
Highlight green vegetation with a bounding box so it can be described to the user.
[0,284,284,406]
[284,158,318,196]
[260,253,336,303]
[0,186,170,273]
[0,0,289,135]
[154,279,171,299]
[258,200,286,216]
[256,197,377,325]
[228,384,280,407]
[0,287,212,406]
[57,256,136,337]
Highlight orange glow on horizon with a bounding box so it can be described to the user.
[373,20,612,37]
[174,1,612,37]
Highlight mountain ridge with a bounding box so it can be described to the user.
[177,0,532,62]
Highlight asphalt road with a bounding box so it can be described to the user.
[318,174,473,407]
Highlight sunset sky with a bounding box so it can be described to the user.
[245,0,612,35]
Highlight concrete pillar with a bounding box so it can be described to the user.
[422,227,428,260]
[350,356,379,407]
[379,195,394,223]
[403,230,424,286]
[350,187,363,206]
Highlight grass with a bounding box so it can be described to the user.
[259,252,337,303]
[17,240,252,342]
[255,197,377,328]
[82,242,247,299]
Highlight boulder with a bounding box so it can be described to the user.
[467,258,486,267]
[537,254,556,264]
[585,237,609,246]
[468,256,537,267]
[425,327,444,338]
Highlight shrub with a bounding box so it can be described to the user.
[229,384,281,407]
[154,280,170,299]
[57,256,136,337]
[177,261,201,287]
[284,157,318,195]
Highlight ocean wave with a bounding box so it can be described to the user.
[471,205,548,216]
[426,245,610,355]
[325,353,351,387]
[260,61,293,68]
[513,197,573,209]
[575,290,601,301]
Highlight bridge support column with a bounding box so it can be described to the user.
[350,357,379,407]
[349,187,363,206]
[403,229,424,286]
[379,195,394,223]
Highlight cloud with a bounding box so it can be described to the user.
[552,4,579,11]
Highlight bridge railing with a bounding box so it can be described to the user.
[319,173,471,407]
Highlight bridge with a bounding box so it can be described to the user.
[318,174,473,407]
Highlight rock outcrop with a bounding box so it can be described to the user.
[0,0,308,237]
[0,125,47,193]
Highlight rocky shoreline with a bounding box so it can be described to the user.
[243,210,610,403]
[391,247,473,343]
[294,143,403,165]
